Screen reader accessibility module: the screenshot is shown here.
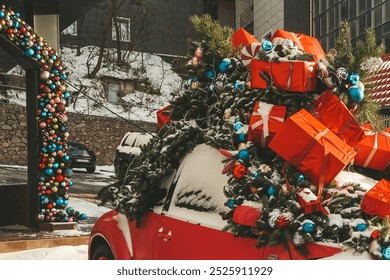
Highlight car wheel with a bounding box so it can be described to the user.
[87,167,96,173]
[92,244,115,260]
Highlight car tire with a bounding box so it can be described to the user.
[86,167,96,173]
[92,244,115,260]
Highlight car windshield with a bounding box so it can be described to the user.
[122,133,153,147]
[161,144,229,230]
[69,147,89,157]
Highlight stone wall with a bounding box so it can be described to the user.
[0,102,157,166]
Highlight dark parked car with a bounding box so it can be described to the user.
[114,132,153,179]
[68,142,97,173]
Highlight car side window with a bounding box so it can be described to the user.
[162,144,228,230]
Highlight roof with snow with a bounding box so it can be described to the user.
[368,53,390,108]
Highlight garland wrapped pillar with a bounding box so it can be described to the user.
[0,4,85,228]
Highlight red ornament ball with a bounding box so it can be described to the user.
[55,175,64,182]
[232,164,247,180]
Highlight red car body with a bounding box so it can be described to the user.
[88,144,345,260]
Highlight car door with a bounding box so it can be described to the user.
[153,144,261,260]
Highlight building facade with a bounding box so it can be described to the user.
[61,0,235,61]
[234,0,310,40]
[312,0,390,53]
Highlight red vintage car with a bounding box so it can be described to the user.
[88,144,368,260]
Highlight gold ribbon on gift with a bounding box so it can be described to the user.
[251,102,284,147]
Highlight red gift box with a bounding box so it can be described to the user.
[354,128,390,171]
[232,205,261,227]
[248,101,286,147]
[251,60,317,92]
[232,27,259,47]
[268,109,356,188]
[312,90,366,147]
[361,179,390,219]
[270,29,325,60]
[296,188,328,215]
[156,106,171,128]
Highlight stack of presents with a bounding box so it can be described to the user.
[230,27,390,259]
[157,27,390,259]
[233,27,390,229]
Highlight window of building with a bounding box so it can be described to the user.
[313,0,319,15]
[349,0,357,18]
[328,7,335,31]
[367,9,372,26]
[320,0,327,13]
[385,1,390,22]
[61,21,77,36]
[112,17,131,42]
[384,21,390,34]
[358,14,366,35]
[358,0,366,15]
[320,14,326,36]
[107,82,120,104]
[341,0,348,19]
[374,5,382,26]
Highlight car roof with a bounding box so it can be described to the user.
[120,132,153,148]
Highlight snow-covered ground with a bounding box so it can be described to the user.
[5,46,182,122]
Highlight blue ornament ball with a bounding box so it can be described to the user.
[63,216,69,222]
[233,80,245,91]
[261,40,273,51]
[237,132,247,143]
[356,223,367,232]
[65,169,73,176]
[348,86,364,103]
[205,69,215,80]
[302,222,315,233]
[49,84,56,90]
[53,163,59,169]
[383,246,390,260]
[233,122,244,133]
[267,186,278,197]
[64,155,70,161]
[227,199,235,209]
[0,11,5,19]
[45,168,54,176]
[237,149,250,162]
[297,174,305,183]
[218,58,231,73]
[25,48,35,56]
[347,73,360,86]
[79,213,87,220]
[66,207,74,213]
[68,180,73,187]
[56,198,64,206]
